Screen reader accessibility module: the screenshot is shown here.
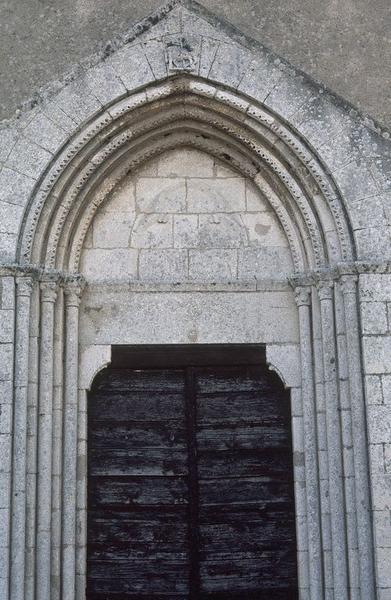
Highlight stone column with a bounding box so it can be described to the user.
[9,276,33,600]
[62,279,83,600]
[318,278,348,600]
[25,282,40,600]
[51,286,64,600]
[295,285,323,599]
[341,274,376,599]
[36,279,57,600]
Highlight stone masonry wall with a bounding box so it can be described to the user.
[361,274,391,600]
[0,277,15,599]
[80,148,292,283]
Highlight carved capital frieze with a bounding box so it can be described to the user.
[63,275,86,307]
[316,278,334,301]
[15,276,34,297]
[340,274,358,295]
[40,280,58,303]
[294,286,312,307]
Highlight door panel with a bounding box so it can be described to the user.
[195,366,296,598]
[87,361,297,599]
[88,369,190,599]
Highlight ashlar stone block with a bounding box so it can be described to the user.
[0,167,36,208]
[130,214,173,248]
[360,275,391,302]
[157,149,214,177]
[92,211,135,249]
[373,510,391,548]
[241,212,288,247]
[189,249,238,281]
[0,311,13,343]
[108,43,155,92]
[361,302,389,335]
[136,178,186,213]
[0,202,24,235]
[368,405,391,445]
[21,110,69,154]
[382,376,391,405]
[187,178,245,212]
[238,246,293,278]
[365,375,384,405]
[377,548,391,587]
[174,215,199,248]
[5,136,51,180]
[84,62,127,106]
[80,248,138,281]
[198,214,247,248]
[209,43,252,89]
[138,249,188,281]
[0,344,13,381]
[363,336,391,374]
[246,181,270,211]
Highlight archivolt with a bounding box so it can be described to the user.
[18,76,355,272]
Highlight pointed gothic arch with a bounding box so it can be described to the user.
[1,4,388,600]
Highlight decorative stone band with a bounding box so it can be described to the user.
[0,260,390,287]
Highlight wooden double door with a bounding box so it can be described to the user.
[87,348,297,599]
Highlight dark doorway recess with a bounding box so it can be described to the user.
[87,345,298,600]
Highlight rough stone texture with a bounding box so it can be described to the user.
[0,5,389,599]
[0,0,390,126]
[80,149,293,282]
[360,274,391,595]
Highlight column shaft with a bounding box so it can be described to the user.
[25,284,40,600]
[62,282,82,600]
[318,280,348,600]
[341,275,376,598]
[295,286,323,599]
[36,280,57,600]
[51,288,64,600]
[10,277,33,600]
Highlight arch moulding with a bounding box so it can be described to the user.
[2,6,389,600]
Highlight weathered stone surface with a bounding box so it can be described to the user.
[174,214,199,248]
[187,178,246,212]
[368,405,391,445]
[158,149,214,177]
[5,137,51,180]
[21,111,69,154]
[84,62,127,106]
[140,248,187,281]
[80,248,138,281]
[0,6,390,598]
[363,336,391,374]
[109,43,155,91]
[131,214,173,248]
[361,301,389,335]
[136,178,186,213]
[52,80,102,125]
[189,248,237,280]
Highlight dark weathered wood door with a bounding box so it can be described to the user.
[87,360,297,599]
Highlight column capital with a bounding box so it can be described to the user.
[40,279,58,303]
[63,276,85,307]
[15,275,34,297]
[339,274,358,295]
[294,286,312,307]
[316,278,334,301]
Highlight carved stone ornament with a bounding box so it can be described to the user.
[165,36,197,73]
[294,285,312,307]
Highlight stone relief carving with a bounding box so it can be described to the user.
[165,35,197,73]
